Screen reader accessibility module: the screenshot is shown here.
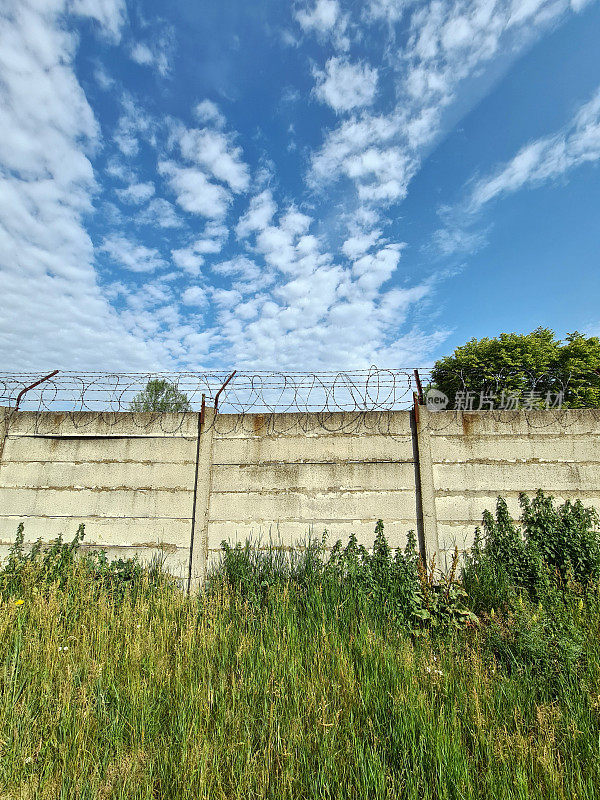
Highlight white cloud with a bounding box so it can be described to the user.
[113,93,157,157]
[101,235,167,273]
[178,128,250,192]
[295,0,349,49]
[69,0,127,43]
[94,61,115,90]
[0,0,175,370]
[172,246,205,276]
[159,161,231,218]
[430,86,600,258]
[136,198,183,228]
[194,99,225,128]
[313,57,378,113]
[470,88,600,210]
[296,0,340,33]
[181,286,208,307]
[236,190,276,238]
[342,229,382,260]
[116,181,155,204]
[171,224,228,276]
[309,0,591,208]
[129,28,175,77]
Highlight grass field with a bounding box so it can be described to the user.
[1,553,600,800]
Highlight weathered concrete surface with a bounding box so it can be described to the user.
[428,410,600,569]
[206,411,417,559]
[189,406,215,590]
[0,410,197,572]
[1,407,600,581]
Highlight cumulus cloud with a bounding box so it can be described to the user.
[309,0,592,208]
[101,235,166,273]
[129,27,175,77]
[69,0,127,43]
[313,57,378,113]
[115,181,155,204]
[178,128,250,192]
[181,286,208,307]
[194,99,226,128]
[0,0,179,370]
[159,161,231,218]
[236,190,277,238]
[295,0,348,48]
[136,197,183,228]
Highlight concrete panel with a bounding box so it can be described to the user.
[2,435,196,464]
[0,514,192,548]
[0,460,195,491]
[433,462,600,493]
[0,487,193,519]
[426,410,600,437]
[211,461,416,492]
[0,541,190,578]
[212,433,413,465]
[435,492,600,523]
[8,411,198,438]
[206,519,418,554]
[212,410,412,438]
[209,488,416,522]
[430,434,600,464]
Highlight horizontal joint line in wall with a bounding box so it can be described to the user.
[7,435,197,441]
[211,460,414,466]
[0,514,193,521]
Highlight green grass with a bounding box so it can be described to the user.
[1,564,600,799]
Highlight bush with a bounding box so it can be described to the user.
[209,523,476,631]
[0,522,167,602]
[462,490,600,614]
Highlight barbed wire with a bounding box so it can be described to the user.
[0,368,426,435]
[1,367,598,436]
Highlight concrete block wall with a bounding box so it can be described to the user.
[424,408,600,570]
[206,411,418,561]
[1,405,600,582]
[0,409,198,578]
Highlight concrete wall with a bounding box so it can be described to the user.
[0,409,198,579]
[423,408,600,569]
[1,405,599,581]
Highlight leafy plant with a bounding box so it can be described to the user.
[129,378,191,412]
[430,327,600,408]
[462,491,600,613]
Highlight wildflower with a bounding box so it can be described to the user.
[490,608,495,619]
[58,646,69,652]
[14,599,24,607]
[578,599,584,612]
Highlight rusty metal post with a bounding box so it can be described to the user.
[14,370,59,411]
[413,369,424,405]
[0,406,9,466]
[214,370,236,412]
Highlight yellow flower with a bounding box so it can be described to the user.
[490,608,495,619]
[14,599,24,607]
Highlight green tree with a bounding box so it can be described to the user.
[129,379,191,412]
[431,328,600,408]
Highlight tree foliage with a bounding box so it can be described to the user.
[129,379,191,412]
[431,328,600,408]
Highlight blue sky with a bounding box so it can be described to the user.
[1,0,599,371]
